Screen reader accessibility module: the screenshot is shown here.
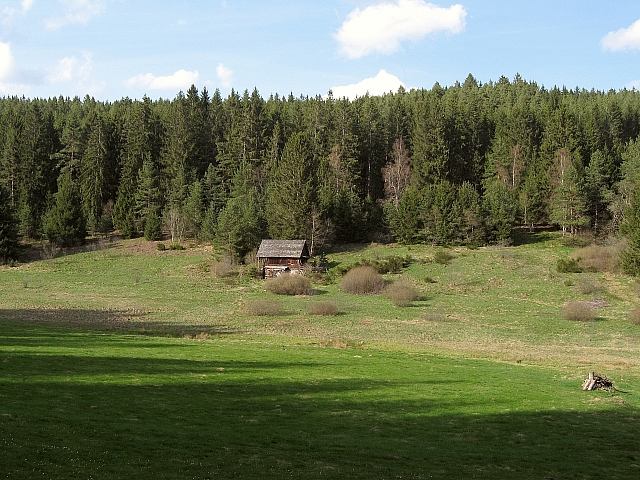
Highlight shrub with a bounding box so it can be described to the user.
[265,274,312,295]
[156,243,166,251]
[557,257,583,273]
[572,242,623,273]
[423,312,448,322]
[562,301,596,321]
[575,277,605,295]
[629,307,640,325]
[384,278,420,306]
[211,256,238,278]
[341,266,385,294]
[308,301,340,316]
[563,278,574,287]
[424,276,437,284]
[169,243,185,251]
[433,250,454,265]
[245,299,285,316]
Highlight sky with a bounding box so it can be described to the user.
[0,0,640,100]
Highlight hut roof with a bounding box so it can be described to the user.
[257,239,309,259]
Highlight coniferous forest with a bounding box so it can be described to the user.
[2,74,640,273]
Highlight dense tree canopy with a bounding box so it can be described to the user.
[2,75,640,264]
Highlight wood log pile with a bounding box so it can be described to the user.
[582,371,615,391]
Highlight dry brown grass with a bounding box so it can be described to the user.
[308,301,340,316]
[629,307,640,325]
[265,274,312,295]
[245,299,285,316]
[575,277,606,295]
[341,266,385,295]
[572,241,624,273]
[384,278,420,306]
[562,301,596,322]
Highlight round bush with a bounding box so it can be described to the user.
[245,299,284,316]
[562,301,596,321]
[384,279,420,307]
[340,266,385,295]
[308,301,340,316]
[265,274,312,295]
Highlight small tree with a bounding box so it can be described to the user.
[0,185,18,263]
[483,179,517,244]
[44,170,87,247]
[215,167,265,259]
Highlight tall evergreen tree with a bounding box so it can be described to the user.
[0,185,19,263]
[265,133,315,239]
[44,170,86,246]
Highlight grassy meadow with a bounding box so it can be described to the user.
[1,233,640,478]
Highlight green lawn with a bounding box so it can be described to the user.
[1,235,640,478]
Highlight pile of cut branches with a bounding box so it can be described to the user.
[581,372,615,391]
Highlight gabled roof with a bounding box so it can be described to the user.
[257,239,309,259]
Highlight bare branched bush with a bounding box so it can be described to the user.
[384,278,420,306]
[245,299,285,316]
[340,266,385,294]
[211,256,238,278]
[265,274,312,295]
[562,301,596,322]
[308,301,340,316]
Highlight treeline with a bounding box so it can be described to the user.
[2,74,640,268]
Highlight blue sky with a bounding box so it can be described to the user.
[0,0,639,99]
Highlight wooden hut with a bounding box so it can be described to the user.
[256,239,310,278]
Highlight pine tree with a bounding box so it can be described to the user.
[44,170,86,246]
[265,133,315,239]
[483,179,517,244]
[215,167,265,259]
[134,159,162,240]
[81,111,111,232]
[621,192,640,276]
[548,148,588,235]
[183,180,204,238]
[0,185,19,263]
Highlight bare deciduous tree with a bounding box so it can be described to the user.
[383,137,411,207]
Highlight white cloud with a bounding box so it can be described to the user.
[336,0,466,59]
[126,69,200,91]
[602,19,640,52]
[0,42,15,80]
[216,63,233,87]
[330,69,405,99]
[48,51,93,83]
[45,0,105,30]
[0,42,31,95]
[21,0,34,12]
[1,0,33,27]
[46,51,104,96]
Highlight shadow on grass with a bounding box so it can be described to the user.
[0,308,239,337]
[1,327,639,479]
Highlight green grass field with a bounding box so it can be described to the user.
[1,235,640,478]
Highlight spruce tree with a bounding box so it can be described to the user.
[216,168,265,259]
[483,179,517,244]
[44,170,86,246]
[265,133,315,239]
[621,192,640,276]
[135,159,162,240]
[0,185,19,263]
